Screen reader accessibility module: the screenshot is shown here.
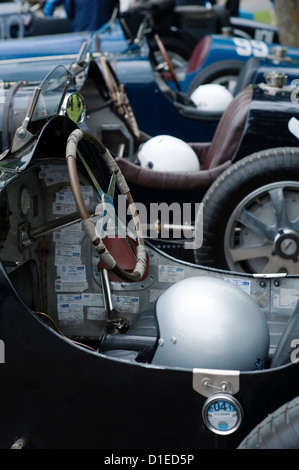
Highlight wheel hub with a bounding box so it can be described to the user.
[273,230,299,261]
[221,180,299,274]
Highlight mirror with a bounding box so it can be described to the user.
[62,92,86,124]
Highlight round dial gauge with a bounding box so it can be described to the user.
[18,185,31,217]
[202,394,243,435]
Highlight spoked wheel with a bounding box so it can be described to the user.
[66,128,147,283]
[99,55,140,140]
[194,148,299,274]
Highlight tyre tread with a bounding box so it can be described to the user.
[238,396,299,449]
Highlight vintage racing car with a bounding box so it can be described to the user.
[0,66,299,449]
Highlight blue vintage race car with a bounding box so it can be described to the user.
[1,15,299,141]
[0,36,298,149]
[0,0,278,51]
[0,5,296,95]
[1,66,299,450]
[0,45,223,143]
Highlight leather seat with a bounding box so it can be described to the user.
[162,35,212,82]
[186,36,212,75]
[116,85,253,191]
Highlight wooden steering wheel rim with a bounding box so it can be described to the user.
[154,34,181,91]
[66,129,147,283]
[99,55,140,140]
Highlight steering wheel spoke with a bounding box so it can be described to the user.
[107,172,116,202]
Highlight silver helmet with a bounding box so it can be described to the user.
[152,276,269,371]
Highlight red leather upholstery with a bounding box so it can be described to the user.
[201,85,253,169]
[115,86,253,191]
[187,35,212,74]
[162,35,212,82]
[116,157,231,191]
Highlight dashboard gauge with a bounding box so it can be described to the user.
[18,185,31,217]
[202,394,243,435]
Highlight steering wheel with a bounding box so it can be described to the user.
[66,128,147,283]
[99,55,140,140]
[154,34,181,91]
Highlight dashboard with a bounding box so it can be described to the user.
[0,159,108,339]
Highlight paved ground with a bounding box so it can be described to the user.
[217,0,274,12]
[240,0,274,12]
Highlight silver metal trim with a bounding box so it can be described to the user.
[193,368,240,398]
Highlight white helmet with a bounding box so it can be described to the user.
[190,84,233,112]
[152,276,269,371]
[137,135,200,172]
